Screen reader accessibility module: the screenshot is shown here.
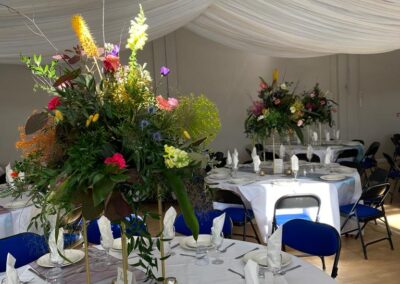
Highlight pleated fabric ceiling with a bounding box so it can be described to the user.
[2,0,400,63]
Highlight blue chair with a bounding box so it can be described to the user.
[282,219,341,278]
[340,183,393,259]
[383,153,400,203]
[0,233,49,272]
[86,214,146,244]
[174,210,233,237]
[211,188,260,243]
[273,194,321,232]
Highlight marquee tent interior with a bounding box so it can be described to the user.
[1,1,400,284]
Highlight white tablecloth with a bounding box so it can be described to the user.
[0,237,337,284]
[264,141,365,162]
[0,195,38,239]
[210,165,362,240]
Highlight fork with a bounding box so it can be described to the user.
[218,242,235,253]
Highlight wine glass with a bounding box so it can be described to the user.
[92,236,113,270]
[101,236,113,265]
[163,226,176,256]
[211,232,224,265]
[46,252,64,283]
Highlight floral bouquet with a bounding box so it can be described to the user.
[302,83,336,126]
[11,6,220,281]
[245,69,304,143]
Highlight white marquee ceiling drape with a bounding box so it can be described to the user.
[2,0,400,63]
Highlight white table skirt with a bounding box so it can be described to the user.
[264,142,364,162]
[211,166,362,240]
[0,196,38,239]
[1,237,337,284]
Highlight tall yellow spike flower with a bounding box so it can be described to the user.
[272,68,279,83]
[71,14,99,57]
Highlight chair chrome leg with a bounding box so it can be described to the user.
[357,220,368,260]
[383,215,394,250]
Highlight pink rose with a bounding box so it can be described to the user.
[274,98,281,105]
[297,119,304,127]
[103,55,120,72]
[250,101,264,116]
[48,96,61,110]
[259,82,268,90]
[104,153,127,169]
[156,96,179,111]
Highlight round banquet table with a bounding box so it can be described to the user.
[0,237,337,283]
[0,193,38,239]
[209,163,362,240]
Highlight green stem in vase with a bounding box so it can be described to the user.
[121,222,128,284]
[82,217,91,284]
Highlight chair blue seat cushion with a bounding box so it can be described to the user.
[340,204,383,220]
[223,207,254,224]
[361,158,377,169]
[174,210,232,237]
[275,213,312,226]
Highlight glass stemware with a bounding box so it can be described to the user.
[46,253,64,283]
[210,232,224,265]
[92,236,113,271]
[163,226,176,256]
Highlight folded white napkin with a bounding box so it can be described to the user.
[307,145,313,161]
[233,149,239,170]
[251,147,257,159]
[244,259,259,284]
[312,132,318,142]
[163,206,177,239]
[98,215,114,249]
[253,155,261,173]
[5,163,14,185]
[49,228,64,265]
[211,213,225,244]
[5,253,20,284]
[335,130,340,140]
[267,226,282,270]
[325,131,330,142]
[265,271,288,284]
[279,144,285,160]
[226,150,232,166]
[325,147,332,165]
[290,155,299,172]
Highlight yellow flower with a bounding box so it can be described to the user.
[126,5,148,53]
[86,115,93,127]
[92,113,99,122]
[54,110,63,122]
[183,130,191,140]
[71,14,99,57]
[272,68,279,83]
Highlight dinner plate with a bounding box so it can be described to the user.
[2,200,32,209]
[179,235,215,250]
[320,174,347,181]
[243,249,292,268]
[333,167,354,174]
[207,173,229,180]
[228,178,252,184]
[112,236,151,250]
[36,249,85,268]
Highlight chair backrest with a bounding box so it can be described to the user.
[282,219,341,278]
[174,210,233,237]
[211,188,253,216]
[0,233,49,272]
[295,153,320,163]
[366,168,388,187]
[391,134,400,146]
[261,151,279,161]
[335,149,359,162]
[364,142,380,158]
[352,139,365,145]
[383,152,399,171]
[360,183,391,206]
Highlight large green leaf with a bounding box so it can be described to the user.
[92,177,115,206]
[164,172,199,240]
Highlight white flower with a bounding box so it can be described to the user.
[290,106,296,113]
[280,83,287,90]
[257,115,264,121]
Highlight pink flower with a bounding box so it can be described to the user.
[297,119,304,127]
[48,96,61,110]
[250,101,264,116]
[167,97,179,109]
[259,82,268,90]
[273,98,281,105]
[310,92,315,98]
[104,153,127,169]
[103,55,120,72]
[156,96,179,111]
[320,99,326,106]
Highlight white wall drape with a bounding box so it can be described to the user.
[2,0,400,63]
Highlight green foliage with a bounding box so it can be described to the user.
[21,54,58,93]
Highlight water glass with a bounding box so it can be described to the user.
[195,245,209,266]
[211,232,224,265]
[47,254,64,283]
[163,226,176,256]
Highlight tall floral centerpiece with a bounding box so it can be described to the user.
[11,6,220,283]
[302,83,337,144]
[245,69,304,159]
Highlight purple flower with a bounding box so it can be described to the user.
[140,119,150,129]
[148,106,156,114]
[110,45,120,56]
[152,132,162,142]
[160,66,170,76]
